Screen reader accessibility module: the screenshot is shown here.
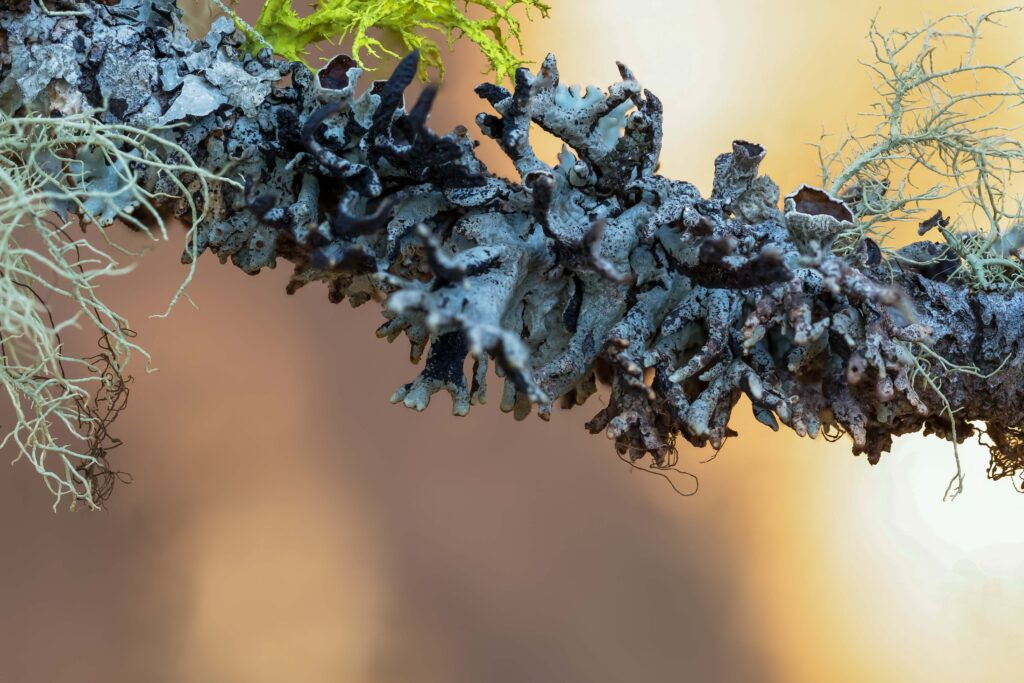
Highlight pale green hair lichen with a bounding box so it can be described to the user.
[0,107,232,510]
[820,8,1024,290]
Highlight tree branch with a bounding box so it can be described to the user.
[4,0,1024,499]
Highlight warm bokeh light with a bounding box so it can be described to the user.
[3,1,1024,681]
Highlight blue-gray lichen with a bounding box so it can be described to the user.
[4,0,1024,495]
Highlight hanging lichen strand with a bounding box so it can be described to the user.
[3,0,1024,502]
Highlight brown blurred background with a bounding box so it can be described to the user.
[4,1,1024,681]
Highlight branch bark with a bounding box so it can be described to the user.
[4,0,1023,490]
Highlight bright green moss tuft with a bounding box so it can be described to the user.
[249,0,550,81]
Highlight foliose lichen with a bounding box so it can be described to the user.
[4,0,1024,501]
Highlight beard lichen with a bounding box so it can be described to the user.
[819,9,1024,285]
[0,105,227,509]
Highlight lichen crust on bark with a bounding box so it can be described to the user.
[4,0,1023,490]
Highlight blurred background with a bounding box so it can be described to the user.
[3,0,1024,680]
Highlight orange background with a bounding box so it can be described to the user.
[3,1,1024,681]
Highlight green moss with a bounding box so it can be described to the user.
[247,0,550,81]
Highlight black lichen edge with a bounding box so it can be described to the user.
[5,0,1024,478]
